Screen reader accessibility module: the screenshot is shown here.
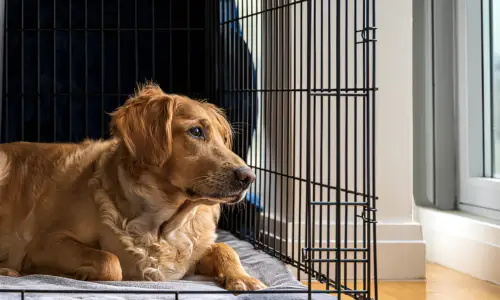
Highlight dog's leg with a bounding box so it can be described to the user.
[24,235,122,281]
[196,243,267,291]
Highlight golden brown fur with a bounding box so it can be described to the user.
[0,83,266,290]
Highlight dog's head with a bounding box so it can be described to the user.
[110,83,255,205]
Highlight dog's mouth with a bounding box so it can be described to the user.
[185,188,246,204]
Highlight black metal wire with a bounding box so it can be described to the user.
[37,0,40,141]
[21,0,24,141]
[343,0,349,291]
[134,0,138,83]
[3,0,7,142]
[353,0,360,293]
[69,0,73,141]
[151,0,155,80]
[306,0,313,298]
[272,0,278,257]
[187,0,191,95]
[371,0,379,298]
[6,28,205,31]
[84,0,88,138]
[168,0,173,91]
[335,0,342,296]
[53,0,56,141]
[101,0,104,138]
[117,0,121,107]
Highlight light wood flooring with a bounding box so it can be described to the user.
[303,263,500,299]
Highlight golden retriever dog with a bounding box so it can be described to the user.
[0,83,266,291]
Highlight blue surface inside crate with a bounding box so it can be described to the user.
[246,192,263,212]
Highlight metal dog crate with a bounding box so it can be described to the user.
[0,0,378,299]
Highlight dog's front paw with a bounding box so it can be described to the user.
[0,268,20,277]
[217,273,267,291]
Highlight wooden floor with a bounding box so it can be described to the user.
[303,263,500,299]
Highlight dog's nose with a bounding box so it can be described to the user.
[235,167,256,185]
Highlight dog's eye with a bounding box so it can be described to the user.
[188,127,204,139]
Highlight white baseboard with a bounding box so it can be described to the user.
[255,219,426,281]
[417,207,500,285]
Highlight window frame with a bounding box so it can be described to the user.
[457,0,500,218]
[413,0,500,221]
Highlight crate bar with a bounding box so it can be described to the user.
[227,0,232,232]
[327,0,333,290]
[297,0,303,280]
[3,0,7,141]
[291,0,297,272]
[308,258,368,263]
[0,289,340,295]
[248,0,255,244]
[284,0,291,264]
[257,0,265,249]
[84,0,88,137]
[335,0,343,297]
[220,0,227,231]
[187,0,191,94]
[134,0,138,83]
[272,0,279,255]
[21,0,24,140]
[37,0,40,141]
[238,0,244,237]
[53,0,57,141]
[230,0,236,234]
[243,0,250,242]
[222,87,376,92]
[311,202,369,206]
[306,0,313,299]
[264,0,272,253]
[365,0,373,297]
[307,247,369,252]
[8,28,205,31]
[250,0,257,246]
[311,92,368,97]
[278,0,285,258]
[221,0,307,25]
[343,0,349,291]
[117,0,121,107]
[371,0,379,298]
[152,0,155,79]
[362,0,368,295]
[353,0,359,294]
[319,0,325,281]
[6,93,144,97]
[101,0,104,137]
[168,0,172,91]
[203,0,209,98]
[223,0,230,231]
[69,0,72,140]
[311,0,317,286]
[236,0,242,237]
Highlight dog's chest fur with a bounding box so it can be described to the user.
[95,191,220,281]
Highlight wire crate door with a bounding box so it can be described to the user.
[215,0,378,299]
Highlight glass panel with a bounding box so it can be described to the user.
[490,1,500,177]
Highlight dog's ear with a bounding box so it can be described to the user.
[203,103,233,150]
[110,84,175,166]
